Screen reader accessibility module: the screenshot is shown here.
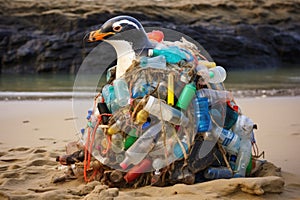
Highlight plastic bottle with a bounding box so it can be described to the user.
[148,46,187,64]
[194,96,211,133]
[204,167,233,179]
[234,139,252,177]
[232,115,254,139]
[229,155,237,171]
[198,60,216,69]
[124,128,138,150]
[176,83,196,110]
[211,125,240,155]
[107,120,122,135]
[113,78,130,107]
[120,122,162,170]
[111,133,124,154]
[131,76,151,98]
[135,109,149,124]
[144,96,189,127]
[97,102,110,125]
[167,73,175,106]
[197,89,233,104]
[102,84,115,105]
[208,66,227,83]
[140,55,167,69]
[123,159,152,182]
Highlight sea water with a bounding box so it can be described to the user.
[0,67,299,100]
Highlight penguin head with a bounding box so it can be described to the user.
[87,15,146,42]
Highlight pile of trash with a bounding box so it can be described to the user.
[56,30,264,188]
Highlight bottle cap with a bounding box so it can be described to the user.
[148,49,154,57]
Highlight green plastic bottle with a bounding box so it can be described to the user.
[124,128,138,150]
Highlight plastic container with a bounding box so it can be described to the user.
[234,139,252,177]
[176,83,196,110]
[107,121,122,135]
[147,30,164,42]
[229,155,237,171]
[97,102,111,125]
[204,167,233,179]
[124,128,137,150]
[140,55,166,69]
[208,66,227,83]
[120,122,162,170]
[211,125,240,155]
[197,89,232,105]
[102,84,115,104]
[111,133,124,154]
[167,73,175,106]
[232,115,254,139]
[113,78,130,107]
[194,96,211,133]
[144,96,189,127]
[135,110,149,124]
[131,77,151,98]
[148,46,187,64]
[124,159,152,182]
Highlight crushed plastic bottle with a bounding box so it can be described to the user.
[234,139,252,177]
[140,55,167,69]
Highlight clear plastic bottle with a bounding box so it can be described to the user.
[120,122,162,170]
[176,83,196,110]
[111,133,124,154]
[234,139,252,177]
[208,66,227,83]
[204,167,233,179]
[144,96,189,127]
[211,125,240,155]
[139,55,167,69]
[148,46,187,64]
[194,96,211,133]
[113,78,130,107]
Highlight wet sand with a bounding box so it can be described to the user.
[0,96,300,199]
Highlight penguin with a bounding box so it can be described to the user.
[87,15,154,78]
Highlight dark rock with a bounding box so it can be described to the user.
[0,1,299,73]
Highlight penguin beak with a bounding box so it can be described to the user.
[87,30,115,42]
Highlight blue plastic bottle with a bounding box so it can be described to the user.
[148,46,187,64]
[194,96,211,132]
[204,167,233,180]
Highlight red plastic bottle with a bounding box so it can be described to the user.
[123,159,152,183]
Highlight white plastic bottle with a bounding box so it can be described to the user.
[208,66,227,83]
[144,96,189,127]
[120,122,162,170]
[211,125,240,155]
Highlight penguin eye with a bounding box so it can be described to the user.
[113,25,122,32]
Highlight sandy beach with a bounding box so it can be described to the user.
[0,96,299,199]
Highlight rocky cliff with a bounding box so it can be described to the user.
[0,0,299,73]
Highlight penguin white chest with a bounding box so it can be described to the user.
[106,40,136,78]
